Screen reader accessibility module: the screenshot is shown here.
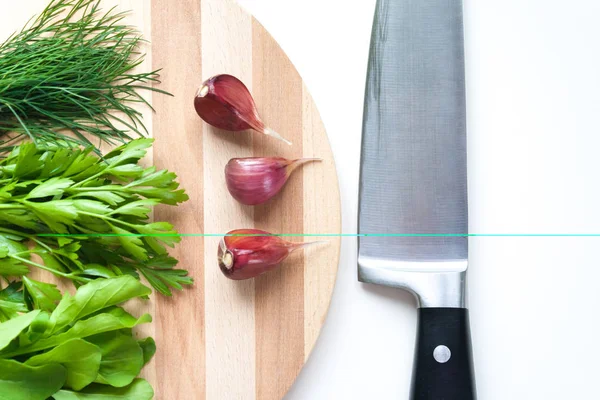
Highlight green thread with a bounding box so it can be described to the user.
[32,233,600,238]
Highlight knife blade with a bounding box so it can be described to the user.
[358,0,476,399]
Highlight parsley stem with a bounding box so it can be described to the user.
[77,210,136,229]
[29,237,55,253]
[9,254,89,283]
[0,228,55,253]
[67,186,119,192]
[0,204,26,210]
[71,167,111,188]
[0,227,33,240]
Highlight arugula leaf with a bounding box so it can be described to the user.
[25,311,52,343]
[49,276,151,333]
[23,277,61,312]
[25,338,101,390]
[0,279,155,398]
[52,378,154,400]
[0,359,66,400]
[0,310,40,351]
[137,337,156,367]
[88,332,143,387]
[3,309,151,357]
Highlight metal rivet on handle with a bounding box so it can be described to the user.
[433,345,451,363]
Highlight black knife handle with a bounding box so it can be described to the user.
[410,308,476,400]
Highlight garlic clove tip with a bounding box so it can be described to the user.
[264,127,292,145]
[296,240,329,250]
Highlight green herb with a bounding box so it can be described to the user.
[0,360,66,400]
[26,339,102,390]
[138,337,156,367]
[87,331,145,387]
[0,281,26,321]
[0,309,40,351]
[0,0,170,153]
[0,276,155,400]
[0,138,192,296]
[22,276,61,312]
[53,379,154,400]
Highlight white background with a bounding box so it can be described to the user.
[238,1,600,399]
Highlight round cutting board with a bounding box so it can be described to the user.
[0,1,341,400]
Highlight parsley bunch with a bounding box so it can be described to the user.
[0,139,192,296]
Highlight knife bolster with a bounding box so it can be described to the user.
[358,260,467,308]
[410,271,467,309]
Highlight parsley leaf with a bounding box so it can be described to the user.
[0,139,192,295]
[0,282,27,322]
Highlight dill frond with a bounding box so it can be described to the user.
[0,0,171,153]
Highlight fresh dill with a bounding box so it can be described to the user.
[0,0,170,152]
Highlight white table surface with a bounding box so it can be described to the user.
[239,1,600,399]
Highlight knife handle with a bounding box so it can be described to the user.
[410,308,476,400]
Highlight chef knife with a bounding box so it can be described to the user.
[358,0,475,399]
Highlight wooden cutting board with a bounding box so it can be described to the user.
[0,1,341,399]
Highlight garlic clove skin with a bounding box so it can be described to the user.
[225,157,321,205]
[225,157,288,206]
[194,74,291,145]
[194,74,254,131]
[218,229,324,280]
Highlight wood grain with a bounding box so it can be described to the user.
[201,1,256,399]
[302,84,342,359]
[252,19,306,400]
[0,1,341,399]
[150,0,205,399]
